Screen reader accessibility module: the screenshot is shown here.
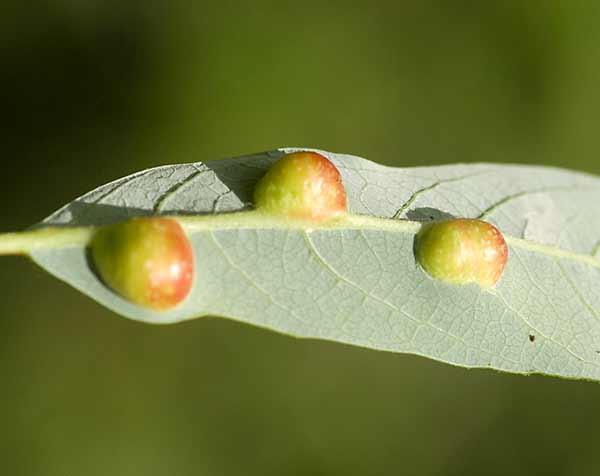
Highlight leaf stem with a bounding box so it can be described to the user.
[0,226,94,256]
[0,212,599,272]
[0,212,422,256]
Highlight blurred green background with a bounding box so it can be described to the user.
[2,1,600,475]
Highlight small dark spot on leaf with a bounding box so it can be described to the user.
[529,334,535,342]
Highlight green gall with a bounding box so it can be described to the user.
[253,151,347,221]
[415,218,508,288]
[90,217,194,310]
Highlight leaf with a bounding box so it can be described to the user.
[30,148,600,381]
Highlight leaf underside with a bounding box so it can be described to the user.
[31,148,600,381]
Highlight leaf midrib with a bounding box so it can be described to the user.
[178,212,600,271]
[2,211,598,271]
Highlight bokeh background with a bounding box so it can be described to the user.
[2,1,600,475]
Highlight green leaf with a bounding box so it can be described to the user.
[30,148,600,381]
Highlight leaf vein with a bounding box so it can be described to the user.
[153,165,212,213]
[477,186,600,220]
[302,231,499,358]
[208,232,309,326]
[392,171,490,219]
